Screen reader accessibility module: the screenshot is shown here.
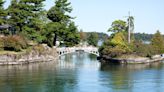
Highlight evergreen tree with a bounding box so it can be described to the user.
[44,22,63,47]
[47,0,79,46]
[8,0,45,42]
[0,0,6,25]
[47,0,72,23]
[63,22,80,46]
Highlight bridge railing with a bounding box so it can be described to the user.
[56,46,99,56]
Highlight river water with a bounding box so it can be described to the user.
[0,52,164,92]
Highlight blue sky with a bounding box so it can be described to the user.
[4,0,164,34]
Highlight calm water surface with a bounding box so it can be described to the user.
[0,52,164,92]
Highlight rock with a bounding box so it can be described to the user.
[0,45,58,65]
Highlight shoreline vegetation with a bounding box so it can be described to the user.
[0,0,164,65]
[98,19,164,64]
[0,0,80,65]
[0,44,58,65]
[0,35,59,65]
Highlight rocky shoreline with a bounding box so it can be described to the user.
[0,44,59,65]
[98,55,164,64]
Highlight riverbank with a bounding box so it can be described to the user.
[98,54,164,64]
[0,44,58,65]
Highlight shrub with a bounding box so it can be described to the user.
[32,44,45,54]
[0,35,28,52]
[0,37,4,50]
[133,40,154,57]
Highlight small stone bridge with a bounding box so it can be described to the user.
[56,46,99,56]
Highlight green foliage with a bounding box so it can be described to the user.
[8,0,45,42]
[151,30,164,54]
[47,0,72,23]
[0,0,80,48]
[108,20,127,33]
[0,0,6,25]
[99,32,132,57]
[133,40,154,57]
[134,33,153,41]
[47,0,79,47]
[62,22,80,47]
[0,35,28,51]
[43,22,63,47]
[87,32,98,47]
[99,19,133,58]
[100,20,164,58]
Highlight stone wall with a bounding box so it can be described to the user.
[99,55,164,64]
[0,44,58,65]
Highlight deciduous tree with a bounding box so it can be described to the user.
[151,30,164,54]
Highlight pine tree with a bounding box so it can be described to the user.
[8,0,45,42]
[47,0,72,23]
[47,0,79,46]
[0,0,6,25]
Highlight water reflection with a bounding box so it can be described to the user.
[0,61,78,92]
[0,53,164,92]
[99,62,164,92]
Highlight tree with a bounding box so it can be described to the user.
[44,22,64,47]
[47,0,72,23]
[47,0,79,46]
[99,20,133,58]
[87,33,98,47]
[134,33,153,41]
[0,0,6,25]
[151,30,164,54]
[99,32,132,57]
[79,29,87,42]
[62,22,80,46]
[8,0,45,42]
[108,20,127,33]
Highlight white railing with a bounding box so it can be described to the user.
[56,46,99,56]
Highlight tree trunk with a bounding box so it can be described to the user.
[53,33,57,46]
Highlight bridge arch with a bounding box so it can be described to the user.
[56,46,99,56]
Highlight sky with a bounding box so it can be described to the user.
[4,0,164,34]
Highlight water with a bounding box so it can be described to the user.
[0,52,164,92]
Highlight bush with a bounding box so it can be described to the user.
[99,32,133,58]
[0,37,4,50]
[32,44,45,54]
[0,35,28,52]
[133,40,154,57]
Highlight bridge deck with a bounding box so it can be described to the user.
[56,46,99,56]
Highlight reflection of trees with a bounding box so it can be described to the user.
[88,54,97,61]
[0,65,46,92]
[100,62,164,91]
[0,62,78,92]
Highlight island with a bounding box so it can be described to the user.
[98,19,164,64]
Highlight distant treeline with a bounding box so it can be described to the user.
[85,32,164,41]
[84,32,163,42]
[134,33,164,41]
[134,33,153,41]
[84,32,109,40]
